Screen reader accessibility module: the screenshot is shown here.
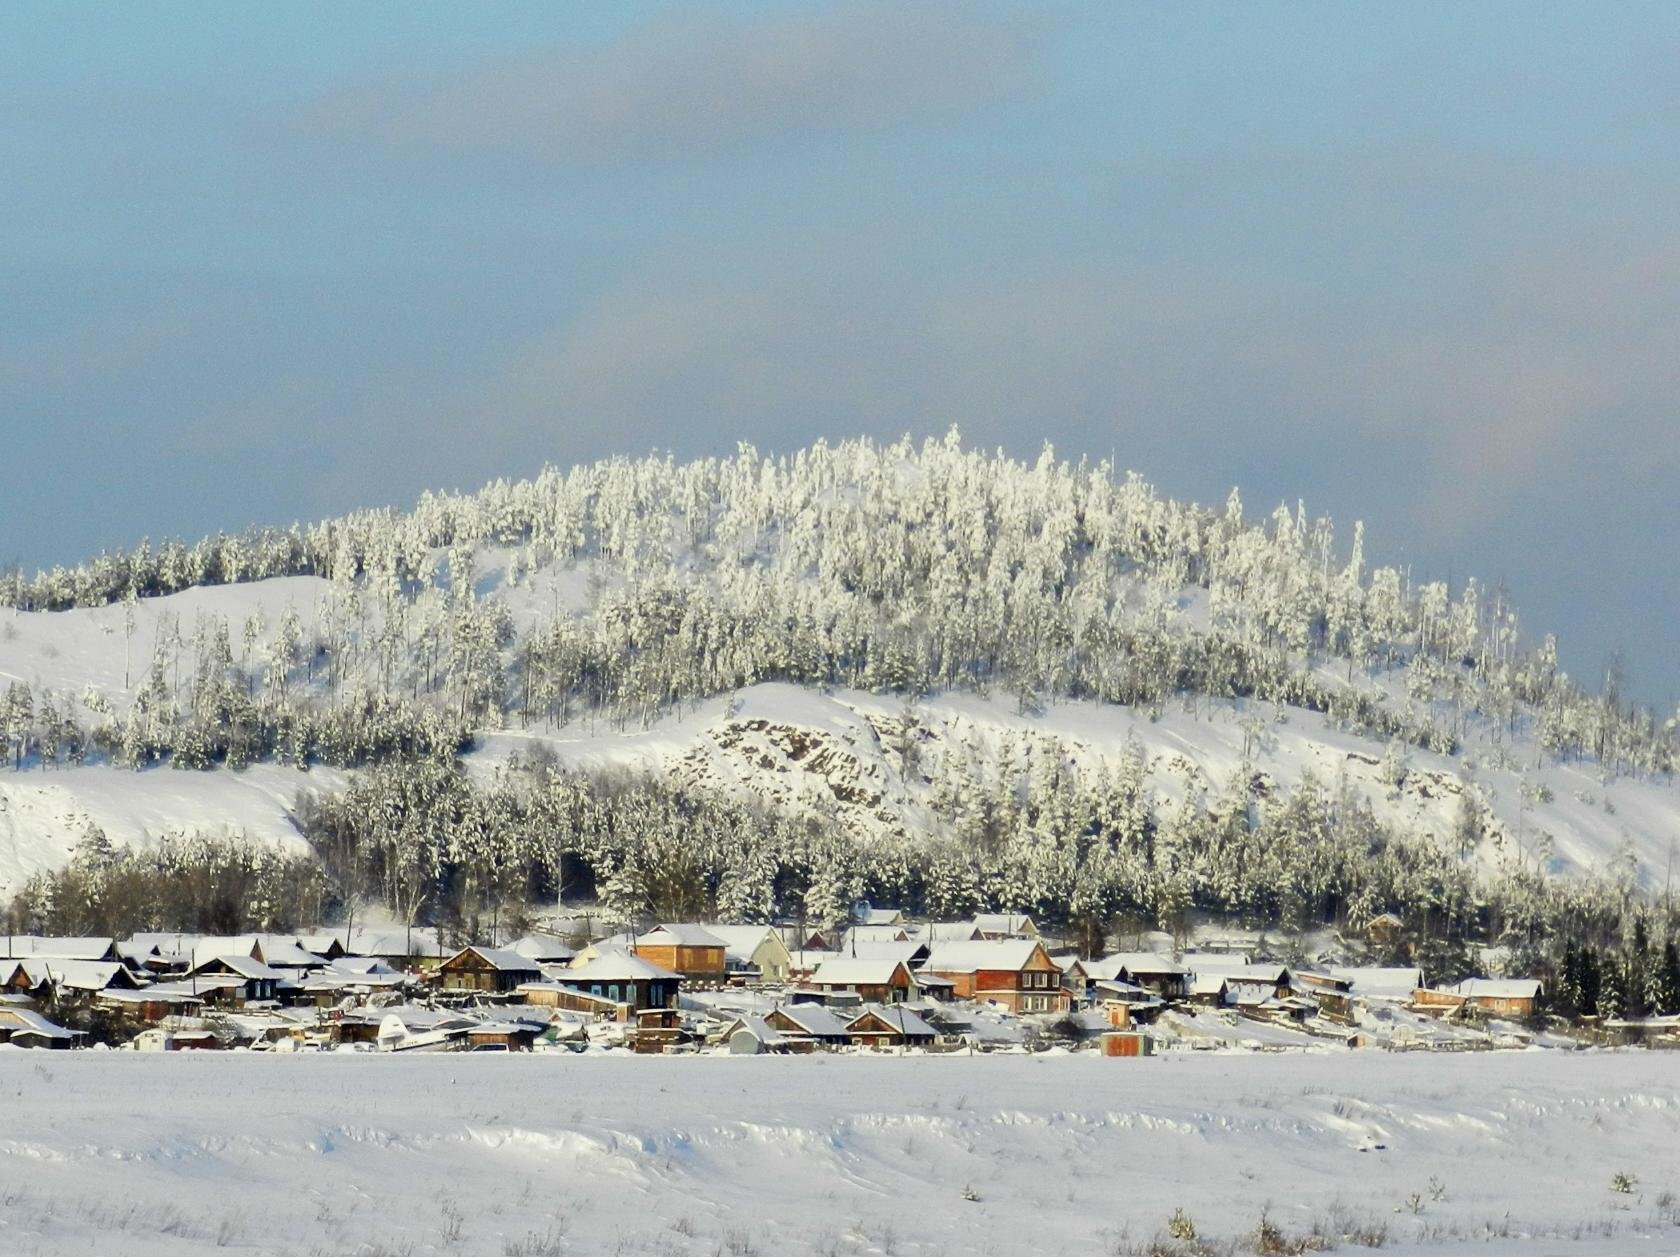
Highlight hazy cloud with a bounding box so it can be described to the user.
[298,3,1045,165]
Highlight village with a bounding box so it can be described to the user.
[4,907,1670,1059]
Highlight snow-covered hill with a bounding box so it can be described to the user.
[1,437,1675,904]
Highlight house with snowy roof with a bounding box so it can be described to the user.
[806,957,919,1005]
[764,1003,854,1047]
[633,924,728,982]
[433,946,543,994]
[0,1006,83,1048]
[846,1003,937,1048]
[0,935,119,962]
[1415,978,1542,1020]
[703,925,794,983]
[923,939,1068,1014]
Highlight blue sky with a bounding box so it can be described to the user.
[2,2,1677,706]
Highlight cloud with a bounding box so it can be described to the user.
[297,2,1046,166]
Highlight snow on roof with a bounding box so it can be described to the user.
[725,1015,789,1046]
[31,959,133,991]
[1087,952,1188,981]
[508,933,578,962]
[448,946,539,972]
[925,939,1045,973]
[565,950,679,982]
[0,935,117,961]
[638,923,727,949]
[856,908,904,926]
[840,940,925,964]
[770,1004,853,1037]
[1452,978,1542,1000]
[0,1008,81,1039]
[1184,953,1287,982]
[701,926,787,963]
[1330,966,1423,999]
[809,957,913,987]
[969,913,1038,935]
[1190,973,1230,996]
[841,925,913,946]
[190,954,285,981]
[850,1003,935,1037]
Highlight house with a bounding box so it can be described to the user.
[841,924,914,948]
[1415,978,1542,1020]
[323,926,445,968]
[1329,966,1423,1004]
[96,987,206,1023]
[1365,912,1406,949]
[0,1007,83,1048]
[466,1018,544,1052]
[845,1003,937,1048]
[32,959,146,996]
[1184,954,1292,1004]
[544,949,681,1019]
[807,957,919,1004]
[842,939,931,970]
[633,925,729,983]
[723,1015,793,1055]
[1189,973,1230,1006]
[185,954,286,1005]
[922,939,1069,1014]
[1290,969,1355,1023]
[764,1003,854,1048]
[432,946,543,995]
[967,914,1039,941]
[704,925,794,984]
[1084,953,1190,1001]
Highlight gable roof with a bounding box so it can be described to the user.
[701,926,791,964]
[809,957,914,987]
[925,939,1048,973]
[565,949,679,982]
[847,1003,935,1038]
[970,913,1038,936]
[1329,966,1423,999]
[638,924,727,949]
[0,1007,82,1040]
[444,946,539,972]
[0,935,118,961]
[1452,978,1542,1000]
[190,954,285,981]
[768,1003,853,1037]
[508,933,578,963]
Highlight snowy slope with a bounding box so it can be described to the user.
[1,1052,1678,1256]
[473,681,1680,887]
[3,559,1678,894]
[0,762,332,893]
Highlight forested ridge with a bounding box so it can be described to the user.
[5,434,1679,1008]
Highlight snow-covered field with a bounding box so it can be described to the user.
[3,1051,1679,1256]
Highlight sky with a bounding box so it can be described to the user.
[1,2,1676,707]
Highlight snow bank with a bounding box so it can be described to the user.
[1,1052,1676,1256]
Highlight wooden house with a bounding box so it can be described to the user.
[1083,953,1190,1001]
[922,939,1069,1014]
[845,1003,937,1049]
[541,949,681,1020]
[0,1007,82,1048]
[433,946,543,994]
[764,1003,853,1048]
[1291,969,1355,1023]
[807,957,919,1004]
[186,954,285,1004]
[1415,978,1542,1020]
[704,925,794,984]
[633,924,729,983]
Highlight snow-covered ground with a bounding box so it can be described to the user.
[2,1051,1678,1256]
